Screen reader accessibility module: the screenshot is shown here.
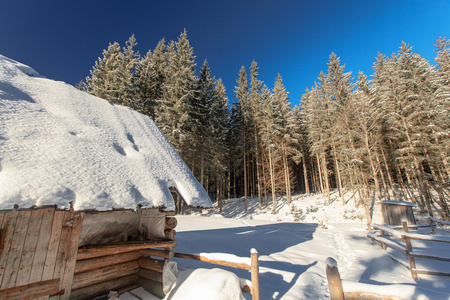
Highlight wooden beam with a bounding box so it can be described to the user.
[29,208,56,283]
[174,252,251,270]
[0,278,60,300]
[164,229,176,240]
[1,210,31,289]
[0,210,19,285]
[76,240,178,260]
[165,217,177,230]
[74,251,141,274]
[251,249,260,300]
[325,257,344,300]
[57,212,83,300]
[412,269,450,277]
[70,274,138,300]
[41,210,65,282]
[140,248,174,259]
[137,256,165,272]
[344,291,403,300]
[138,268,162,283]
[72,261,139,290]
[15,209,44,286]
[408,252,450,262]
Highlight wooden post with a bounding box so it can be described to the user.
[325,257,344,300]
[380,228,386,250]
[250,249,259,300]
[402,220,418,279]
[427,217,435,234]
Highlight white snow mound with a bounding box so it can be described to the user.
[165,268,245,300]
[0,54,212,211]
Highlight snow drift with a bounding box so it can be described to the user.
[0,54,211,211]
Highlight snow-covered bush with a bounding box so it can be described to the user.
[306,205,319,214]
[290,205,304,222]
[343,208,364,220]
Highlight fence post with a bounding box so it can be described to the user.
[325,257,344,300]
[402,220,418,279]
[380,228,386,250]
[250,249,260,300]
[427,217,436,234]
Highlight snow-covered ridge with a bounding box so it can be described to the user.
[0,54,211,211]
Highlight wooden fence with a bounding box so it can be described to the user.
[174,249,260,300]
[368,219,450,279]
[326,257,406,300]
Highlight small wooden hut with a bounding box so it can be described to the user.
[0,55,211,299]
[0,206,181,299]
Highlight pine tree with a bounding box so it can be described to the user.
[234,66,250,210]
[156,30,197,156]
[249,61,264,209]
[85,41,123,104]
[272,74,294,204]
[120,34,140,110]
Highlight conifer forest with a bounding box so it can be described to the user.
[81,31,450,222]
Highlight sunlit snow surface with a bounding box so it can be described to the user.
[169,193,450,300]
[0,54,211,211]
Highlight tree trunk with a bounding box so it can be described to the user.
[321,151,331,205]
[268,146,277,213]
[255,129,262,210]
[316,153,324,195]
[282,144,292,205]
[331,142,344,205]
[302,157,310,197]
[243,130,248,211]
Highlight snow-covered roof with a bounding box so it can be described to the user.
[0,55,211,211]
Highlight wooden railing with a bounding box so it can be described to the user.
[174,249,260,300]
[368,219,450,279]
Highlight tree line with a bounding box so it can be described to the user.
[81,31,450,221]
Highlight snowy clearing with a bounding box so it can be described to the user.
[166,191,450,299]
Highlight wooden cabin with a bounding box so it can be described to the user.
[0,206,180,299]
[0,55,211,299]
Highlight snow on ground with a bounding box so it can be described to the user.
[0,54,211,211]
[166,190,450,300]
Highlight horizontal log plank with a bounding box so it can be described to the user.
[426,216,450,226]
[165,217,177,230]
[138,269,162,283]
[70,274,139,300]
[0,278,60,300]
[389,224,431,230]
[74,251,141,274]
[412,269,450,277]
[367,232,408,252]
[76,240,177,260]
[174,252,251,270]
[370,224,403,239]
[72,261,139,290]
[140,248,174,259]
[401,232,450,243]
[344,290,401,300]
[137,256,165,272]
[164,229,176,240]
[408,252,450,262]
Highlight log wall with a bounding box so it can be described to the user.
[0,208,178,300]
[70,211,177,299]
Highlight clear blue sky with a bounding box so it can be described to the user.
[1,0,449,105]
